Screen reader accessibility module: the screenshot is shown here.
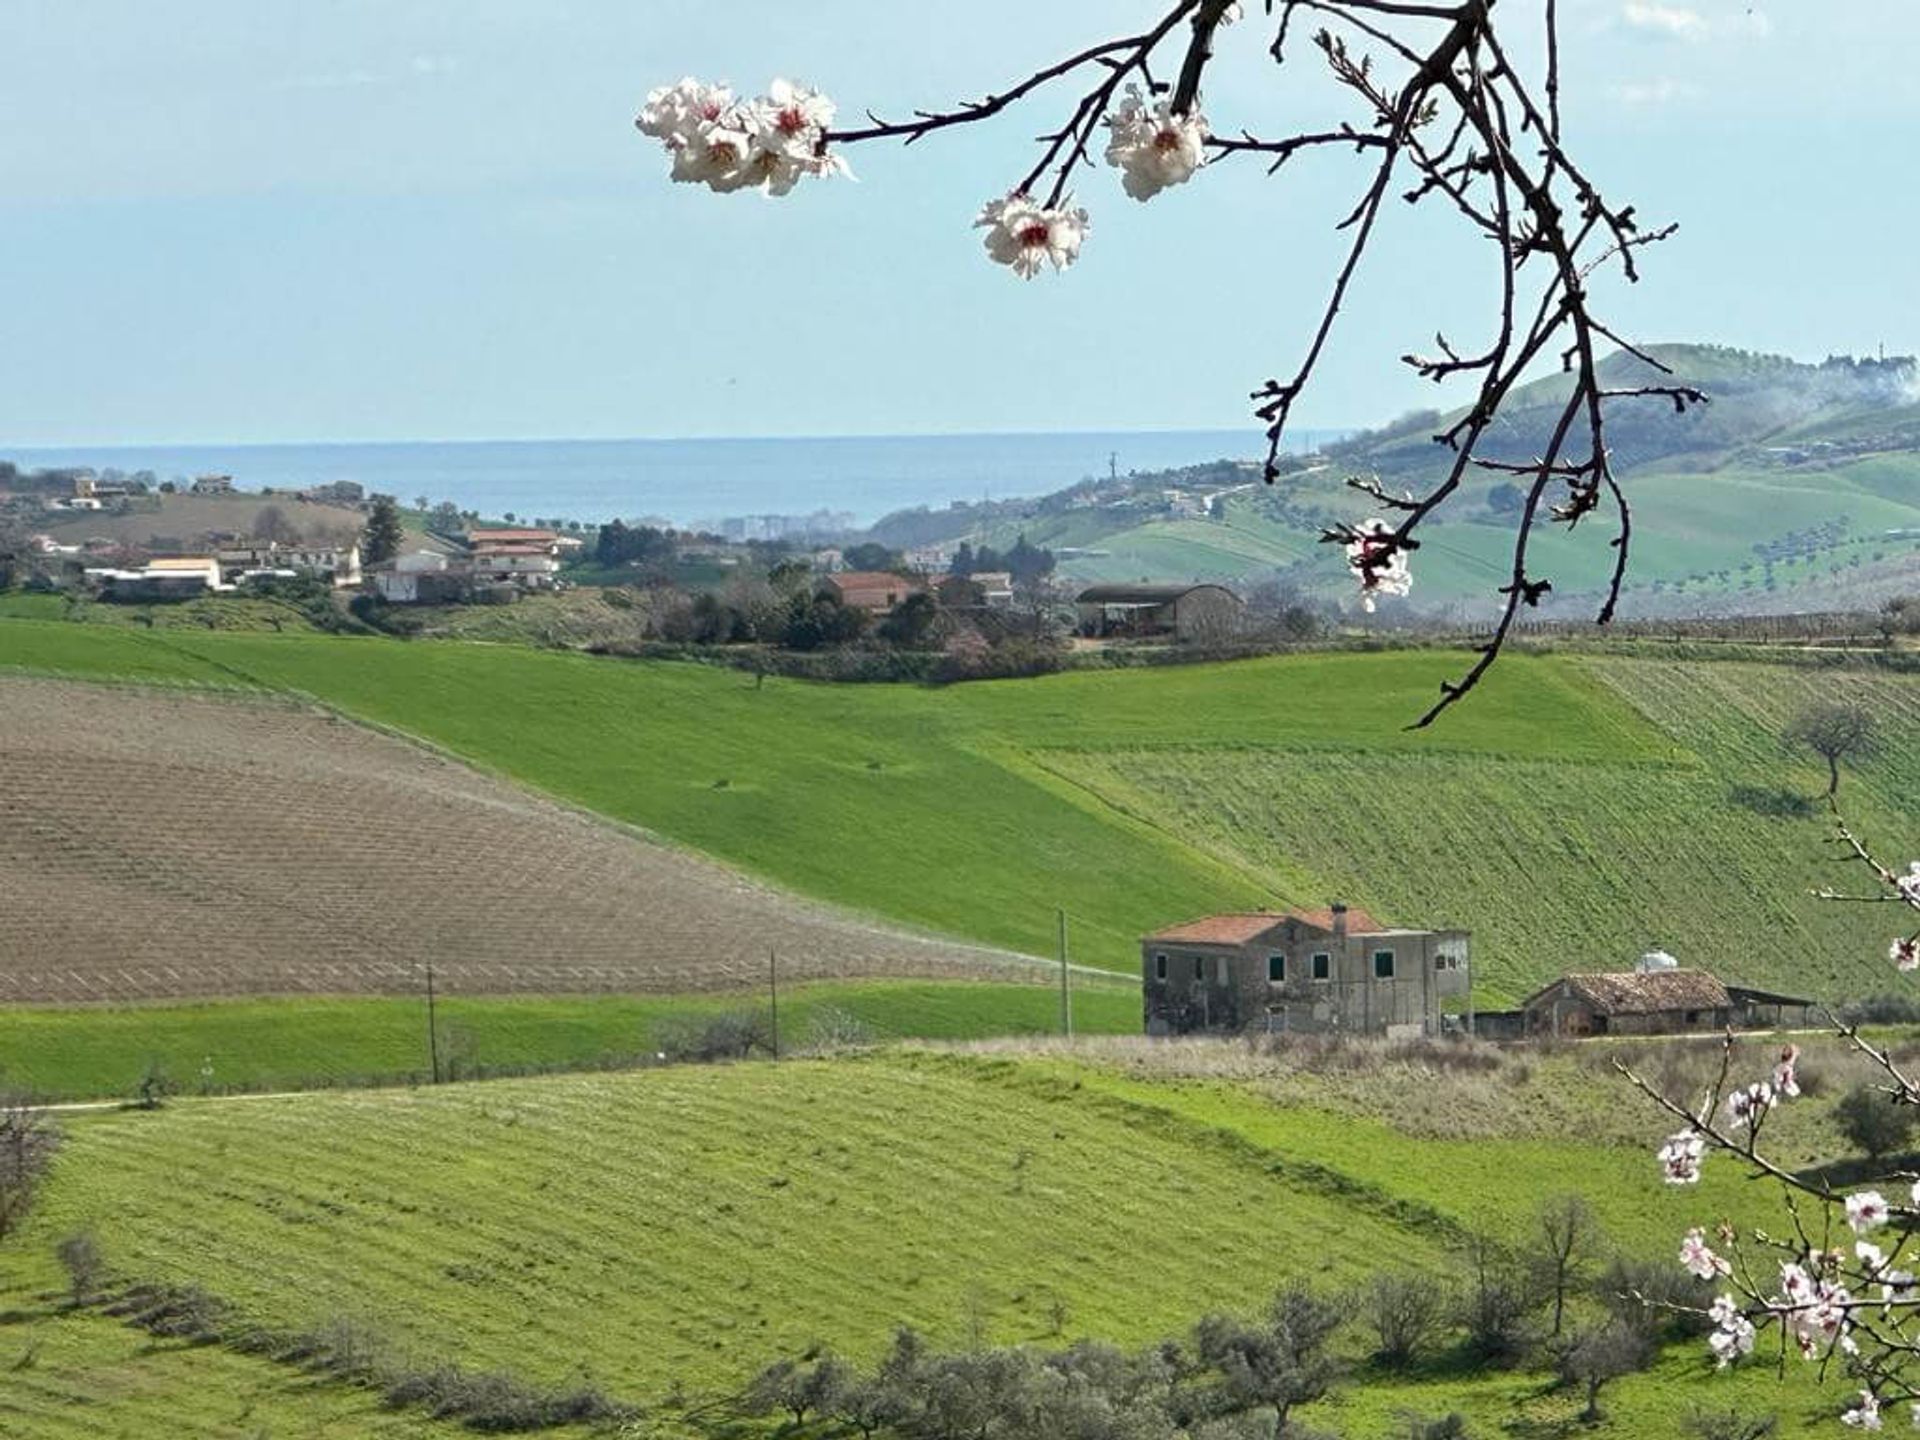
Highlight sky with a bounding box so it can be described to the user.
[1,1,1915,446]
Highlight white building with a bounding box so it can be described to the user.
[217,542,362,587]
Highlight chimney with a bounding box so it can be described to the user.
[1330,901,1348,940]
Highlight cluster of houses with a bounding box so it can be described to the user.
[1141,908,1816,1041]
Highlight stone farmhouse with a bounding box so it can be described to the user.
[1076,582,1244,643]
[1513,970,1817,1037]
[1141,904,1470,1039]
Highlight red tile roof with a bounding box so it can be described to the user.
[826,571,923,592]
[1144,906,1388,945]
[469,528,560,544]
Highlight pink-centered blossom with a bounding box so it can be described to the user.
[1847,1191,1890,1234]
[1897,862,1920,905]
[1726,1080,1774,1126]
[1658,1129,1705,1184]
[1707,1294,1754,1367]
[975,194,1090,279]
[1680,1227,1731,1280]
[1103,84,1209,201]
[1892,936,1920,971]
[1773,1043,1801,1099]
[1842,1388,1882,1430]
[1346,519,1412,613]
[638,76,847,196]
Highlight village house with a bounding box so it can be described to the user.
[217,541,363,587]
[372,550,465,604]
[1142,904,1470,1039]
[464,527,565,588]
[84,556,229,602]
[190,473,236,495]
[1076,582,1244,643]
[823,570,924,615]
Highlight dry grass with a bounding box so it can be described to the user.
[0,677,1048,1001]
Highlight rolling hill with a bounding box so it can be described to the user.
[869,344,1920,615]
[3,619,1915,1007]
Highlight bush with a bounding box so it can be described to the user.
[1360,1272,1448,1370]
[55,1232,105,1306]
[1835,1083,1919,1160]
[651,1010,772,1064]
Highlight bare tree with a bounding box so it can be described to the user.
[1534,1192,1595,1337]
[0,1095,55,1244]
[1782,700,1878,797]
[1359,1271,1448,1370]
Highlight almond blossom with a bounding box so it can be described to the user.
[975,194,1090,278]
[1346,519,1413,613]
[1897,862,1920,905]
[1842,1388,1882,1430]
[1773,1043,1801,1098]
[1726,1080,1775,1126]
[1847,1191,1891,1234]
[1707,1294,1755,1367]
[1103,85,1209,201]
[1892,936,1920,971]
[1680,1227,1732,1279]
[637,76,847,195]
[1658,1128,1706,1184]
[1776,1262,1859,1359]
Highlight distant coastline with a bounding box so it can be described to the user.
[4,429,1345,531]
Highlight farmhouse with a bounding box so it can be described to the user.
[823,570,924,615]
[84,556,229,601]
[371,549,464,604]
[1142,903,1470,1039]
[1076,583,1243,642]
[190,473,236,495]
[465,527,564,589]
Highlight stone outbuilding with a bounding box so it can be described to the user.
[1141,903,1470,1039]
[1076,583,1244,643]
[1519,969,1734,1037]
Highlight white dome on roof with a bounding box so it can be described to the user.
[1636,950,1680,973]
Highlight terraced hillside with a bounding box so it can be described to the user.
[5,1044,1850,1435]
[0,676,1041,1001]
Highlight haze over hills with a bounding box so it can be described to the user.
[870,344,1920,617]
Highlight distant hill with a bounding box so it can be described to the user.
[866,344,1920,617]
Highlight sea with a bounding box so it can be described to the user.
[6,429,1341,530]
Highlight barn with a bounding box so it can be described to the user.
[1519,969,1734,1037]
[1075,583,1243,643]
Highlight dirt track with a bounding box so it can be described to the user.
[0,677,1044,1001]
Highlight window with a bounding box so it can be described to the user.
[1268,954,1286,983]
[1193,956,1205,982]
[1216,955,1230,984]
[1373,949,1396,979]
[1154,953,1167,981]
[1311,952,1331,981]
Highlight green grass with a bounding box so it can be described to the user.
[4,1045,1872,1436]
[0,980,1139,1103]
[2,618,1913,1001]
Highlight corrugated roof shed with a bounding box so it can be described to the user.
[1533,970,1732,1015]
[1077,583,1230,605]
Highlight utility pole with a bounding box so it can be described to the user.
[1057,908,1072,1037]
[424,962,441,1085]
[768,948,781,1060]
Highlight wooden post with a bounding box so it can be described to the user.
[425,962,441,1085]
[768,948,780,1060]
[1057,909,1072,1038]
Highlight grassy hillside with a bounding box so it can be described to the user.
[3,620,1915,1002]
[0,981,1140,1102]
[5,1043,1868,1435]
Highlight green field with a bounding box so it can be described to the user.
[0,980,1138,1103]
[4,1042,1869,1436]
[3,616,1913,1005]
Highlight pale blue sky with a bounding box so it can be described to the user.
[1,1,1912,445]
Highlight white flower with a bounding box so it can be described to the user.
[1345,518,1412,613]
[975,194,1090,278]
[1848,1191,1891,1234]
[1772,1043,1800,1098]
[1842,1388,1882,1430]
[1103,84,1209,201]
[1707,1294,1754,1367]
[639,76,846,195]
[1680,1227,1732,1280]
[1658,1129,1705,1184]
[1897,862,1920,905]
[1891,936,1919,971]
[1726,1081,1774,1126]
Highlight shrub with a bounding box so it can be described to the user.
[1835,1083,1919,1160]
[651,1010,773,1064]
[1360,1272,1448,1370]
[55,1232,105,1306]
